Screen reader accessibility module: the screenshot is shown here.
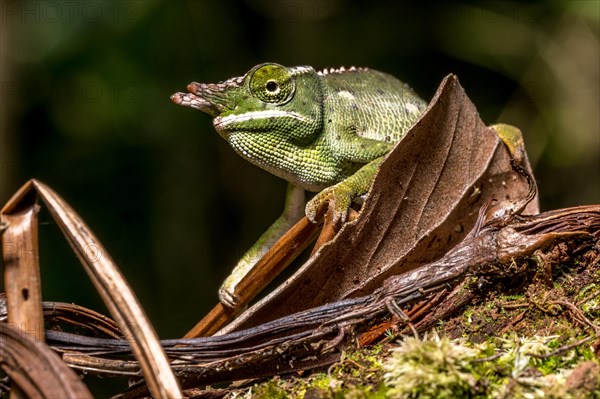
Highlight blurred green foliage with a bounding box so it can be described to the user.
[0,1,597,392]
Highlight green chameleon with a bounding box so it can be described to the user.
[171,63,427,308]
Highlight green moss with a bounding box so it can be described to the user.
[310,372,333,391]
[248,347,390,398]
[462,309,475,325]
[332,383,389,399]
[252,377,290,399]
[577,283,600,318]
[247,331,596,398]
[383,335,481,398]
[381,333,598,399]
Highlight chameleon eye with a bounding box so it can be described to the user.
[265,80,279,93]
[248,63,295,104]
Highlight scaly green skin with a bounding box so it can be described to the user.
[172,63,427,308]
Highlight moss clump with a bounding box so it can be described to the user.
[246,332,597,398]
[248,347,387,398]
[382,333,599,399]
[383,334,479,398]
[251,376,290,399]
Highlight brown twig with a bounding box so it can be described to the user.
[576,290,600,307]
[185,215,321,338]
[526,335,597,359]
[499,310,528,335]
[552,300,600,333]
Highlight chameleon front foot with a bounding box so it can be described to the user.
[306,156,384,225]
[305,183,353,225]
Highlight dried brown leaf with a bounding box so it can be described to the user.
[1,180,182,398]
[0,322,93,398]
[223,74,539,332]
[1,181,44,344]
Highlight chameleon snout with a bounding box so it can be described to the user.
[170,91,210,112]
[170,82,224,116]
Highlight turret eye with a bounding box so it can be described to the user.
[248,63,295,104]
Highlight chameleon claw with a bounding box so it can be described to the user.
[305,198,328,223]
[306,185,352,225]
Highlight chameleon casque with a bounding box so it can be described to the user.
[171,63,428,308]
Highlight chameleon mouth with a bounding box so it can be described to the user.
[170,91,214,112]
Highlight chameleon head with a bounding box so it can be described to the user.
[171,63,324,169]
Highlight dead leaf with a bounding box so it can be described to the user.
[222,74,539,333]
[0,180,182,398]
[1,181,44,347]
[0,322,93,398]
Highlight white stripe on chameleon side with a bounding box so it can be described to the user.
[214,110,310,127]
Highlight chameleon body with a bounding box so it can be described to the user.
[172,63,427,308]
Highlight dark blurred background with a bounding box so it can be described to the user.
[0,0,598,392]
